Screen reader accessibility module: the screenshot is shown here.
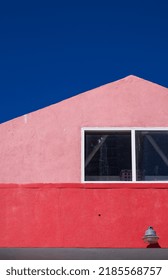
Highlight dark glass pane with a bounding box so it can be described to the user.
[136,131,168,181]
[85,131,132,181]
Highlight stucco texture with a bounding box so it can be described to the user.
[0,183,168,248]
[0,75,168,183]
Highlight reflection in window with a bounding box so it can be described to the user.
[85,131,132,181]
[136,131,168,181]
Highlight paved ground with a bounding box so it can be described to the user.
[0,248,168,260]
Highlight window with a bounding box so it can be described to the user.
[136,131,168,181]
[82,128,168,182]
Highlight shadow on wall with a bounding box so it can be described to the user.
[147,242,161,248]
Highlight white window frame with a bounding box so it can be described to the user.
[81,127,168,183]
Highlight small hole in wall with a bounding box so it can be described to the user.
[98,214,101,216]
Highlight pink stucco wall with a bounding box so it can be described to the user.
[0,75,168,183]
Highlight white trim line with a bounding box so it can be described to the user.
[82,127,168,131]
[81,128,85,183]
[83,181,168,184]
[131,129,136,182]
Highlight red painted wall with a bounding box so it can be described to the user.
[1,183,168,248]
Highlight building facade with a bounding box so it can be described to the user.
[0,75,168,250]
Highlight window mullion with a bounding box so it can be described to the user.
[131,129,136,182]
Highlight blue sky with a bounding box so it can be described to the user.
[0,0,168,123]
